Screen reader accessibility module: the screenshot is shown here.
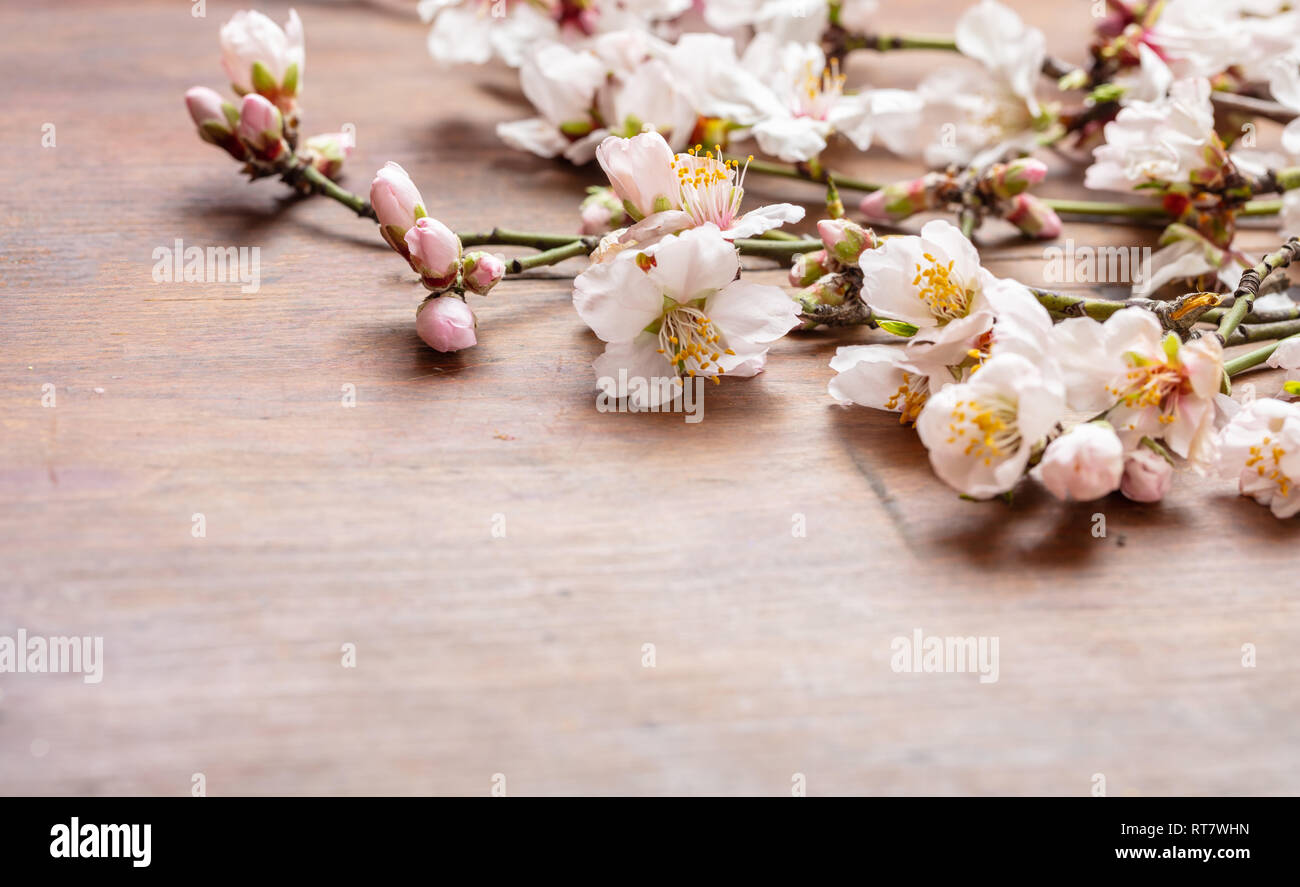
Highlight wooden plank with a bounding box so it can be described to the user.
[0,0,1296,796]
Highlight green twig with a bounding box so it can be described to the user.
[1224,334,1300,376]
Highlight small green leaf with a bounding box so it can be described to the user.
[1285,381,1300,396]
[250,61,277,96]
[221,102,240,129]
[413,204,427,221]
[877,319,919,338]
[281,62,299,97]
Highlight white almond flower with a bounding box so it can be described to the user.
[419,0,692,67]
[592,132,805,252]
[663,33,919,163]
[1084,78,1218,193]
[827,346,950,424]
[828,262,1053,423]
[703,0,878,46]
[857,219,1045,368]
[1049,307,1224,467]
[1033,421,1125,502]
[1215,396,1300,518]
[739,36,921,162]
[572,225,801,407]
[899,0,1047,167]
[497,38,694,165]
[1151,0,1300,80]
[915,352,1067,499]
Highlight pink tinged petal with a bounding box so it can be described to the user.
[572,255,666,343]
[405,217,462,285]
[370,162,426,232]
[496,118,568,159]
[620,211,693,250]
[596,132,680,218]
[593,333,681,410]
[645,225,741,303]
[721,203,806,240]
[1121,447,1173,502]
[904,309,995,367]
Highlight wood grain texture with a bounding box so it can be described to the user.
[1,0,1297,796]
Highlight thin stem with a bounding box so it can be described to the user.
[1028,288,1130,321]
[1040,198,1166,218]
[841,32,958,52]
[1224,334,1300,376]
[506,239,594,274]
[299,164,376,220]
[959,210,977,240]
[739,156,1283,220]
[733,238,823,260]
[461,228,589,249]
[1226,319,1300,346]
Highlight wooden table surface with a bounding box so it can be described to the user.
[3,0,1297,796]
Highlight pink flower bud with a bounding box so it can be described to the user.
[985,158,1048,200]
[1003,193,1062,240]
[404,216,462,291]
[796,275,850,311]
[789,249,832,287]
[461,251,506,295]
[370,162,427,250]
[579,187,628,235]
[817,219,877,266]
[1036,421,1124,502]
[1120,447,1174,503]
[301,131,353,181]
[416,296,477,352]
[185,86,246,160]
[858,176,937,224]
[235,94,286,160]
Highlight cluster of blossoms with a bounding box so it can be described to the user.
[825,219,1299,510]
[185,6,1300,519]
[490,1,1049,172]
[184,9,355,188]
